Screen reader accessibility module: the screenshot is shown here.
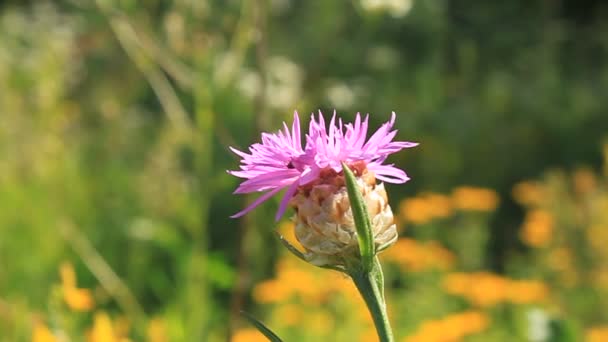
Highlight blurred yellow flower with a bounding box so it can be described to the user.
[512,181,545,207]
[443,272,548,307]
[88,312,117,342]
[506,280,548,304]
[231,328,267,342]
[404,311,490,342]
[253,257,355,304]
[520,210,554,247]
[399,193,453,224]
[586,326,608,342]
[573,168,597,195]
[147,317,168,342]
[382,238,455,272]
[32,321,57,342]
[400,197,434,224]
[60,262,95,312]
[452,186,499,212]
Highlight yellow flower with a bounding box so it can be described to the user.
[586,326,608,342]
[424,193,453,218]
[444,272,548,307]
[382,239,455,272]
[88,312,118,342]
[520,210,554,247]
[147,317,167,342]
[506,280,548,304]
[398,193,453,225]
[452,186,499,212]
[404,311,490,342]
[573,168,597,196]
[60,262,95,312]
[399,198,434,224]
[443,272,508,307]
[252,279,292,303]
[512,181,545,207]
[231,328,267,342]
[32,320,57,342]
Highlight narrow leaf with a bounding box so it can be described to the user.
[240,311,283,342]
[342,162,375,271]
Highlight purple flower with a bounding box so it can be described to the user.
[228,111,418,220]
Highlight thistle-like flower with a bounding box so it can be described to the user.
[229,111,417,266]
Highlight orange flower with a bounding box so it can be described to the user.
[444,272,508,307]
[88,312,118,342]
[573,168,597,195]
[32,320,57,342]
[400,198,434,224]
[452,186,499,212]
[60,262,95,312]
[399,193,453,224]
[382,238,455,272]
[444,272,547,307]
[231,328,267,342]
[586,326,608,342]
[520,210,554,247]
[506,280,549,304]
[512,181,545,207]
[147,317,168,342]
[404,311,490,342]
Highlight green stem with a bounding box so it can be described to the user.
[349,257,394,342]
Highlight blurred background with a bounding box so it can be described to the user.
[1,0,608,341]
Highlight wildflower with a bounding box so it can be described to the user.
[231,328,267,342]
[382,238,455,272]
[228,111,417,220]
[60,262,95,312]
[399,192,452,224]
[586,326,608,342]
[404,311,490,342]
[32,320,57,342]
[443,272,548,307]
[573,167,597,195]
[88,312,118,342]
[147,317,168,342]
[520,210,554,248]
[230,111,416,267]
[452,186,499,212]
[512,181,545,207]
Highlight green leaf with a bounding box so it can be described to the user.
[342,162,375,272]
[240,311,283,342]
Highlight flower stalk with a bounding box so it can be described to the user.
[342,163,394,342]
[350,258,393,342]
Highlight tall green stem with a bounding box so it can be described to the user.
[349,257,394,342]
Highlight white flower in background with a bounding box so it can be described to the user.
[237,69,262,99]
[326,82,355,109]
[527,308,550,342]
[361,0,414,18]
[237,56,303,110]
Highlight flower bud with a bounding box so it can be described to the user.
[290,165,398,267]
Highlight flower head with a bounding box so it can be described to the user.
[228,110,417,220]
